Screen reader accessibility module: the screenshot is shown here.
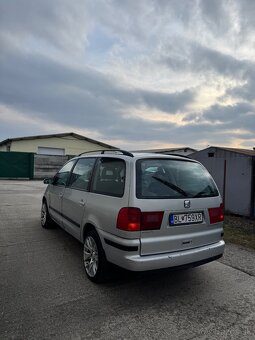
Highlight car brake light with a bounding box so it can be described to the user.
[208,203,224,224]
[117,208,163,231]
[117,208,141,231]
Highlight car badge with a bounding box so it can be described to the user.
[184,200,191,208]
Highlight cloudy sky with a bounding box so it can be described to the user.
[0,0,255,150]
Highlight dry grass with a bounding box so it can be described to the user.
[224,215,255,250]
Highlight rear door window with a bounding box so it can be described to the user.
[68,158,96,191]
[136,159,219,199]
[91,158,125,197]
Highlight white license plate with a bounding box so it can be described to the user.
[169,212,203,225]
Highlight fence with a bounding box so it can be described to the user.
[34,154,72,179]
[0,152,34,179]
[0,152,74,180]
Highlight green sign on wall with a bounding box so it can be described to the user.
[0,152,34,179]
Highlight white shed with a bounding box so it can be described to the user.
[0,132,116,155]
[191,147,255,217]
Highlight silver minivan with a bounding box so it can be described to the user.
[41,150,225,282]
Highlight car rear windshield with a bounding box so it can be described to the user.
[136,159,219,199]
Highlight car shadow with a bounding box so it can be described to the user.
[41,222,213,298]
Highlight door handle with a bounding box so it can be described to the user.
[79,199,85,206]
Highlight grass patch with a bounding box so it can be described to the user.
[224,222,255,251]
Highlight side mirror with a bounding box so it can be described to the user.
[43,178,54,185]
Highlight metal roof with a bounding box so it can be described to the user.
[0,132,117,149]
[131,147,197,153]
[218,147,255,157]
[194,146,255,157]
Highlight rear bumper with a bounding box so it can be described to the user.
[123,240,225,271]
[101,230,225,271]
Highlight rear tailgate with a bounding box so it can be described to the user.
[137,198,223,256]
[133,156,224,256]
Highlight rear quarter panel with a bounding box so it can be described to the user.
[80,159,140,241]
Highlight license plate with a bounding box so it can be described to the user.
[169,212,203,225]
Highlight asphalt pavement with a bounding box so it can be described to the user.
[0,180,255,340]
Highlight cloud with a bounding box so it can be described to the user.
[225,75,255,102]
[203,103,254,122]
[236,0,255,31]
[0,0,255,150]
[0,46,195,130]
[0,0,89,53]
[162,39,252,81]
[199,0,229,34]
[182,108,255,154]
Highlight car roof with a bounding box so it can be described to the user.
[74,150,197,163]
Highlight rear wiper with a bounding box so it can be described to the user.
[193,185,213,198]
[152,176,188,197]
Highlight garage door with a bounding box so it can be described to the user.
[37,147,65,155]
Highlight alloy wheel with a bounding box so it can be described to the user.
[84,236,99,277]
[41,203,47,226]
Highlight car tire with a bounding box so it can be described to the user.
[83,230,109,283]
[41,201,54,229]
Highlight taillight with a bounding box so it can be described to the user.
[208,203,224,224]
[117,208,141,231]
[141,211,163,230]
[117,208,163,231]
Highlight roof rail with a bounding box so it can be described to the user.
[78,149,134,157]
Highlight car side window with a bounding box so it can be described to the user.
[53,160,76,186]
[91,158,125,197]
[68,158,95,191]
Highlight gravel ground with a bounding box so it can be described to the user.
[224,215,255,233]
[220,214,255,277]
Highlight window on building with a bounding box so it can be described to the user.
[38,147,65,155]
